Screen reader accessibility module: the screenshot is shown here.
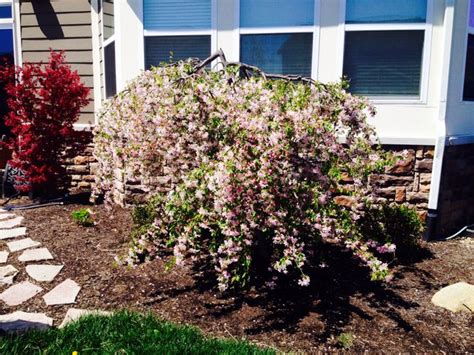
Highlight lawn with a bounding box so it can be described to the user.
[0,311,272,354]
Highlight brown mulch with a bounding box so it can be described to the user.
[1,198,473,352]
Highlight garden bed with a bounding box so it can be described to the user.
[1,200,473,352]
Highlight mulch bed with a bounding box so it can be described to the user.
[1,198,473,352]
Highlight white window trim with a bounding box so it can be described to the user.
[460,0,474,103]
[0,0,20,66]
[339,0,433,105]
[100,0,116,100]
[235,0,321,79]
[142,0,218,66]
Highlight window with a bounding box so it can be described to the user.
[463,0,474,101]
[0,1,15,136]
[239,0,317,77]
[143,0,213,68]
[102,0,116,98]
[343,0,429,100]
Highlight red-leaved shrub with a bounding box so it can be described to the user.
[0,51,90,194]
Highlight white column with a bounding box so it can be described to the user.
[114,0,145,92]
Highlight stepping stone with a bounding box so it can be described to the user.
[59,308,111,328]
[432,282,474,313]
[0,265,18,286]
[0,227,27,240]
[0,213,17,221]
[43,279,81,306]
[26,264,63,282]
[0,311,53,332]
[18,248,53,262]
[7,238,41,252]
[0,281,43,306]
[0,216,24,229]
[0,251,8,263]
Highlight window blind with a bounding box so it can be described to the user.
[240,33,312,77]
[145,35,211,69]
[464,35,474,101]
[343,31,424,97]
[240,0,314,28]
[144,0,211,30]
[346,0,427,23]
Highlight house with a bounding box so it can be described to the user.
[0,0,473,240]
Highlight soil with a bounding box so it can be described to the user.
[1,197,473,352]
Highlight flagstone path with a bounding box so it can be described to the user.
[0,208,99,332]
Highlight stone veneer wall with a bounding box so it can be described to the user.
[62,132,96,193]
[106,145,435,220]
[435,143,474,238]
[369,145,434,220]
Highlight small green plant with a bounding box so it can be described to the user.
[337,332,355,349]
[71,208,94,227]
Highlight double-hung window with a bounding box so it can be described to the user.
[102,0,116,99]
[343,0,430,100]
[463,0,474,101]
[239,0,318,78]
[143,0,213,68]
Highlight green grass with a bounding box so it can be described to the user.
[0,311,274,355]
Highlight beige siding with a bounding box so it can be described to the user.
[20,0,95,125]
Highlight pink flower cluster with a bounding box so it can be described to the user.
[94,61,392,290]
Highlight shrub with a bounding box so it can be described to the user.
[0,51,90,194]
[357,203,424,261]
[71,208,94,227]
[94,54,397,291]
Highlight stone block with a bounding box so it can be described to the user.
[0,311,53,332]
[386,151,415,174]
[415,159,433,173]
[424,148,435,159]
[419,173,432,185]
[395,187,406,203]
[18,248,53,262]
[0,281,43,306]
[77,182,91,189]
[7,238,41,252]
[43,279,81,306]
[73,156,89,165]
[406,191,429,203]
[67,165,88,174]
[333,195,356,208]
[0,227,27,240]
[59,308,111,328]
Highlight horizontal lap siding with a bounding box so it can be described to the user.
[20,0,95,125]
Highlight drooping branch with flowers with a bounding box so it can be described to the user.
[94,50,402,291]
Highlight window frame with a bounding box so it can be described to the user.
[235,0,321,79]
[143,0,217,67]
[461,0,474,103]
[101,0,116,99]
[0,0,19,65]
[340,0,433,104]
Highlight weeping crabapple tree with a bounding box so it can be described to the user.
[94,50,400,292]
[0,51,90,195]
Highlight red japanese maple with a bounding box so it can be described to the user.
[0,51,90,194]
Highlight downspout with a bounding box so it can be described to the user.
[424,0,455,241]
